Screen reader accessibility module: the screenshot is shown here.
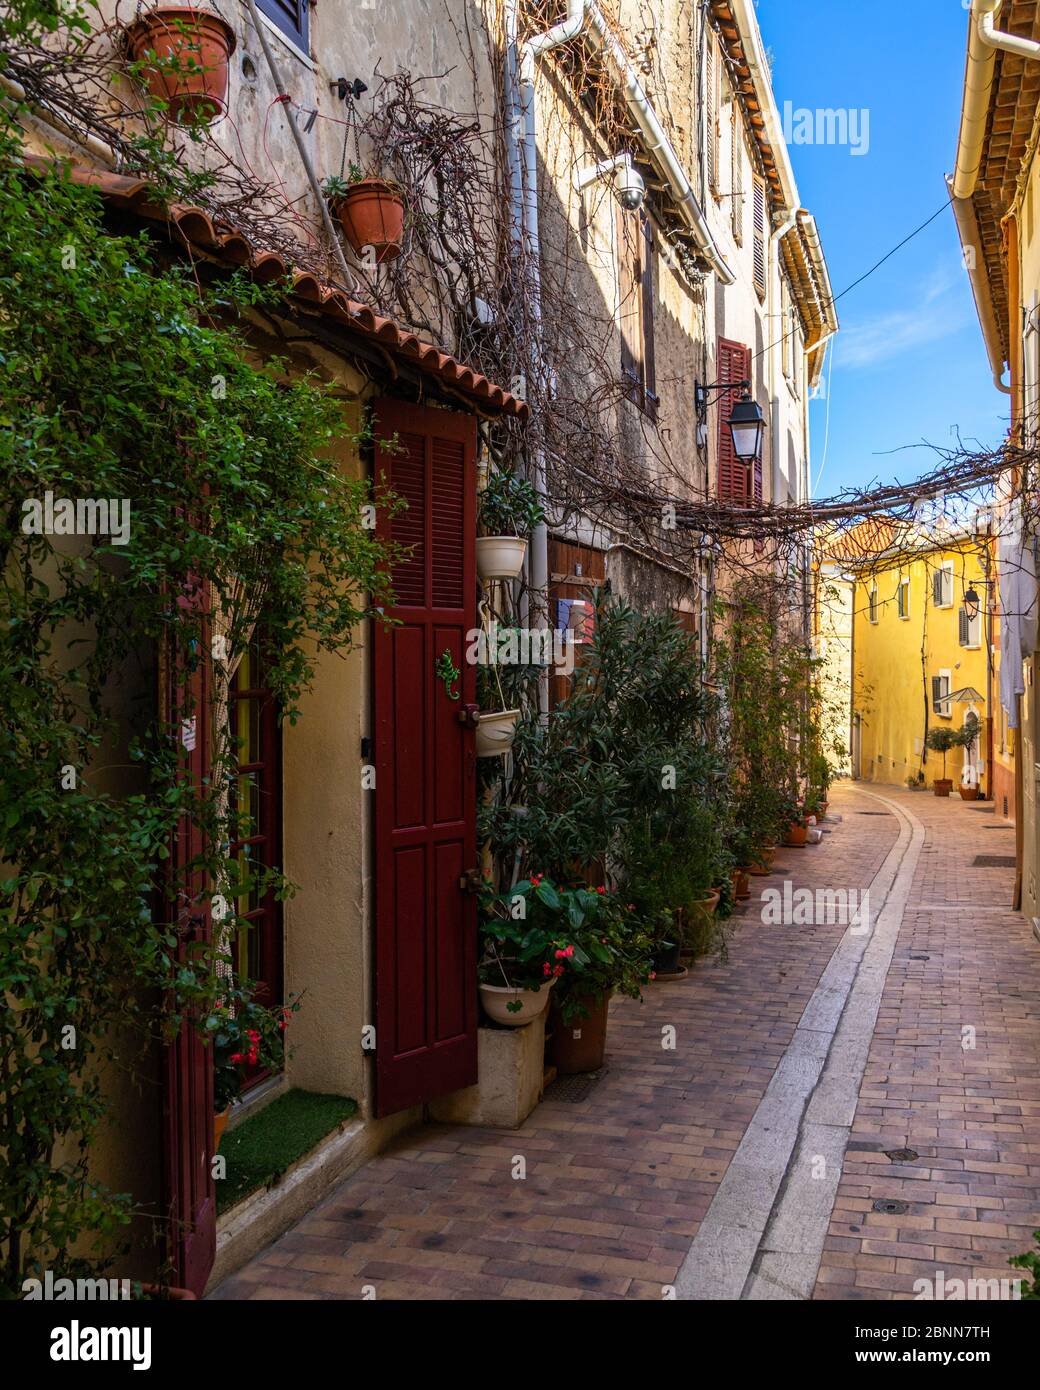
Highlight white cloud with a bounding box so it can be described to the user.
[836,264,972,369]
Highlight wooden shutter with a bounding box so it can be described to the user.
[932,675,943,713]
[372,399,478,1117]
[256,0,308,49]
[959,608,969,645]
[731,109,743,244]
[161,584,216,1298]
[716,338,757,503]
[753,175,767,297]
[706,31,719,196]
[932,569,944,606]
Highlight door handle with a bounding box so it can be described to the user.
[457,703,480,728]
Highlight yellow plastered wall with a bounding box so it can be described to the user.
[852,541,990,790]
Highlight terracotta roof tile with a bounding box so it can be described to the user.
[24,155,528,419]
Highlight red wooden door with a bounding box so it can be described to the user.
[161,596,216,1296]
[372,399,478,1117]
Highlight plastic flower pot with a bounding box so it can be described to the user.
[331,179,406,263]
[933,779,953,798]
[125,7,235,125]
[652,940,682,975]
[213,1106,230,1151]
[475,708,519,757]
[550,991,612,1074]
[783,822,808,847]
[479,978,554,1026]
[476,536,528,582]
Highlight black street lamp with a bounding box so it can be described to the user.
[695,377,766,463]
[964,584,981,621]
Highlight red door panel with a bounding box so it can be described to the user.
[373,399,477,1117]
[161,593,216,1297]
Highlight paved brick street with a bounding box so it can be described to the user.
[211,784,1040,1301]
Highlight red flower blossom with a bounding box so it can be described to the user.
[552,964,564,977]
[229,1052,245,1064]
[595,886,606,895]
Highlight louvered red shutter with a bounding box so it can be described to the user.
[753,175,767,297]
[372,399,478,1117]
[717,339,755,503]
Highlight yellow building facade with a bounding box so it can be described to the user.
[850,538,993,793]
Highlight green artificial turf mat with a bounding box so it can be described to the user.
[217,1088,358,1213]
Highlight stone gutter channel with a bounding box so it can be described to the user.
[675,790,925,1300]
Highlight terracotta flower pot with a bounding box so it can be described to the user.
[332,179,406,263]
[783,822,808,847]
[213,1106,230,1151]
[551,992,611,1074]
[479,977,554,1026]
[958,784,978,801]
[933,779,953,798]
[125,7,235,125]
[749,846,776,876]
[732,867,751,900]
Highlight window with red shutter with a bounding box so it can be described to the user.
[716,339,761,504]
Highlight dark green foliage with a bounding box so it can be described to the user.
[0,153,394,1292]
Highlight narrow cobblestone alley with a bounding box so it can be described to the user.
[211,785,1040,1301]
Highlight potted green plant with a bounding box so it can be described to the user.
[208,983,301,1149]
[323,165,406,264]
[958,713,981,800]
[497,877,655,1074]
[476,470,544,582]
[727,824,756,900]
[125,7,236,125]
[477,876,565,1025]
[925,725,960,796]
[475,664,520,758]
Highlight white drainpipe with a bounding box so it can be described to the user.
[506,0,737,707]
[951,0,1040,394]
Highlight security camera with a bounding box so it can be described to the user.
[574,152,645,212]
[615,161,645,212]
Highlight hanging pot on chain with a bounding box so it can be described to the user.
[125,7,236,125]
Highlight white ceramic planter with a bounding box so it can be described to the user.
[479,978,555,1026]
[476,536,527,582]
[475,708,519,757]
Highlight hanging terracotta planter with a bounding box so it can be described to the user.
[331,180,406,264]
[125,7,235,125]
[475,708,519,757]
[476,536,528,583]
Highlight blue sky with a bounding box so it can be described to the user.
[756,0,1011,497]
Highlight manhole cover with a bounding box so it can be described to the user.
[972,855,1016,867]
[872,1198,909,1214]
[885,1148,920,1162]
[542,1069,607,1103]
